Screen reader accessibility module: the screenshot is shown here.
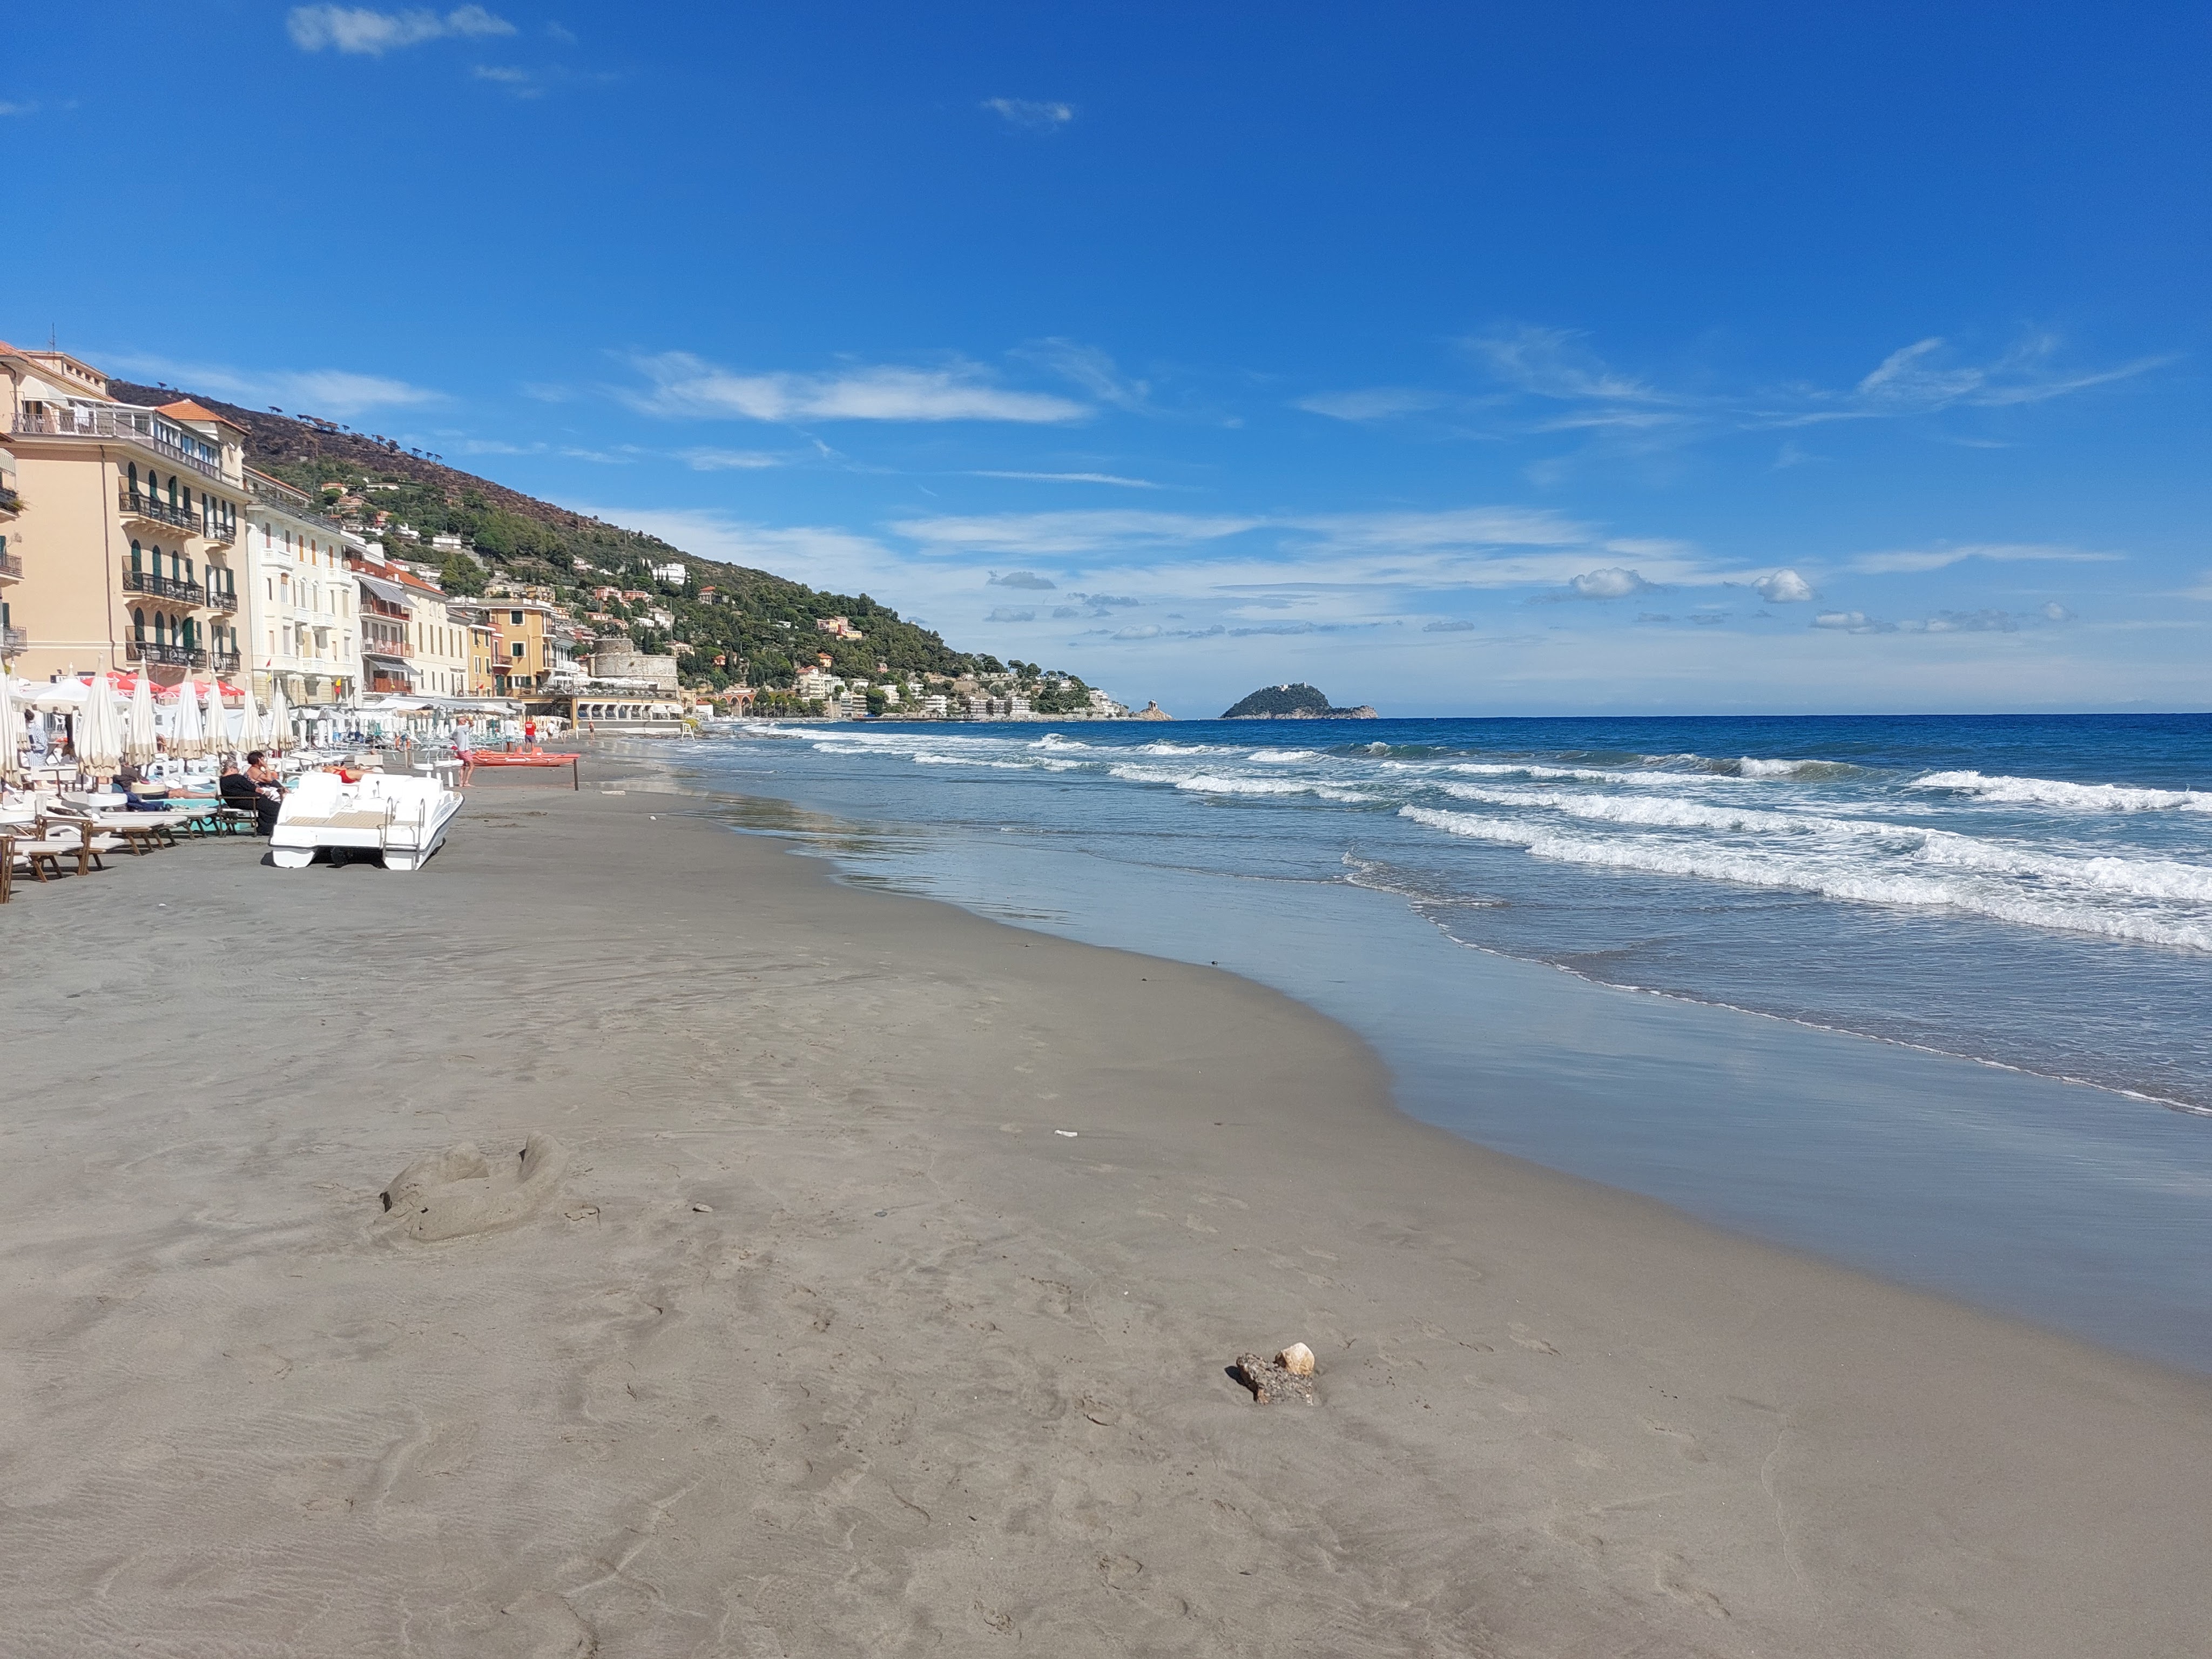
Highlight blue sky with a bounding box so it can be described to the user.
[7,3,2208,714]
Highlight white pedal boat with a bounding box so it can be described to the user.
[270,770,462,872]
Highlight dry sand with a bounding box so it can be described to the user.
[1,773,2207,1657]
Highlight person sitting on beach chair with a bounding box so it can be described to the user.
[221,759,279,837]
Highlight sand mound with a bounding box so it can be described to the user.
[380,1136,569,1242]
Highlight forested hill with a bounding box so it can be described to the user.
[107,379,1000,690]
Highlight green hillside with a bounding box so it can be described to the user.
[109,379,1006,693]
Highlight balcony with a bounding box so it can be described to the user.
[123,569,207,606]
[12,407,225,482]
[205,515,239,544]
[210,649,242,674]
[0,550,21,584]
[127,639,208,669]
[1,625,25,655]
[207,584,239,612]
[0,484,20,516]
[118,488,203,535]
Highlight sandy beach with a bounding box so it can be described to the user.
[2,768,2208,1658]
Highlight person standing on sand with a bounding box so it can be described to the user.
[523,717,537,747]
[453,723,475,787]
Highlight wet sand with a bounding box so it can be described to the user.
[1,771,2207,1657]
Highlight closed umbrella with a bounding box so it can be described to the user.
[0,675,22,785]
[203,679,229,758]
[125,673,159,767]
[235,677,262,758]
[78,673,124,775]
[266,680,291,753]
[171,676,205,759]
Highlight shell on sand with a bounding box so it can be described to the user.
[1278,1342,1316,1377]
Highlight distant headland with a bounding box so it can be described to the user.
[1219,684,1378,719]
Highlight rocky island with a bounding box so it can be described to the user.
[1219,683,1378,719]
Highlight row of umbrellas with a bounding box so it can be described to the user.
[2,673,292,783]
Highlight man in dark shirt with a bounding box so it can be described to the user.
[220,760,279,837]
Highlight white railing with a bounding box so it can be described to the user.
[11,407,225,482]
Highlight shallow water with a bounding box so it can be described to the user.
[658,713,2212,1368]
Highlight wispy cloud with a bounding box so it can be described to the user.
[681,447,795,471]
[1465,325,1665,403]
[100,352,442,419]
[0,100,36,118]
[1294,387,1449,422]
[287,5,514,56]
[1852,334,2173,413]
[1847,542,2123,575]
[471,64,542,96]
[987,571,1057,589]
[623,352,1087,424]
[1013,339,1163,415]
[983,98,1074,131]
[1335,321,2183,464]
[970,470,1161,489]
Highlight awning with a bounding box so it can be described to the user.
[356,573,416,609]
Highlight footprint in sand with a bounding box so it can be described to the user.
[379,1136,570,1242]
[1642,1419,1710,1463]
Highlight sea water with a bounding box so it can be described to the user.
[663,714,2212,1367]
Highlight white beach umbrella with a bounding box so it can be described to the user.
[78,674,124,774]
[203,679,229,757]
[125,673,159,767]
[235,677,262,757]
[266,681,291,753]
[0,674,22,784]
[171,676,205,759]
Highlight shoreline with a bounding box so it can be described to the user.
[646,736,2212,1372]
[2,770,2208,1654]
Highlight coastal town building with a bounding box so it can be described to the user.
[242,468,363,705]
[446,602,502,694]
[0,434,21,663]
[488,598,558,694]
[354,567,417,694]
[0,343,247,690]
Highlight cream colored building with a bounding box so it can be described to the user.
[241,467,363,705]
[1,433,22,662]
[0,342,247,688]
[381,561,470,697]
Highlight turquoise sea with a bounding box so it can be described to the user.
[660,713,2212,1369]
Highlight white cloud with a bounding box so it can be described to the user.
[1853,333,2172,413]
[1464,324,1663,403]
[983,98,1074,131]
[0,101,36,118]
[1752,568,1815,603]
[987,571,1057,589]
[625,352,1087,424]
[1294,387,1448,421]
[1567,567,1655,599]
[893,509,1265,557]
[471,64,542,95]
[99,352,442,419]
[1848,542,2123,575]
[985,606,1038,623]
[681,448,793,471]
[1013,340,1158,414]
[972,470,1159,488]
[287,5,514,56]
[1813,610,1895,634]
[2041,602,2073,622]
